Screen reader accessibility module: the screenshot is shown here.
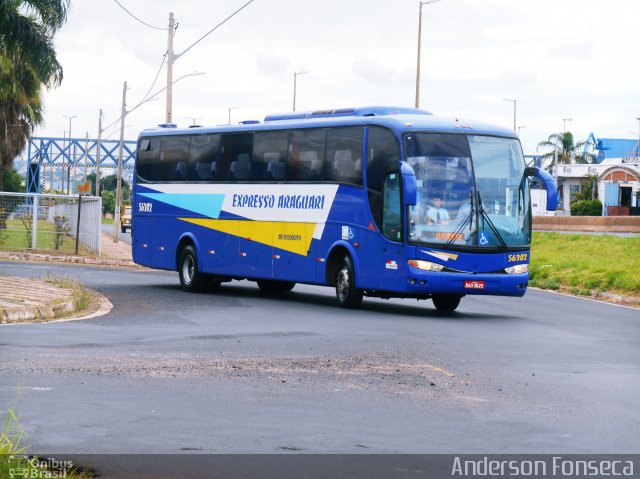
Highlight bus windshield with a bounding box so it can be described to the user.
[404,133,530,248]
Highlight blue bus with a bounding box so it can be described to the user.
[132,106,557,311]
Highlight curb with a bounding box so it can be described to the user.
[0,250,140,269]
[0,277,75,323]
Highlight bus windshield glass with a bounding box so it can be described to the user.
[404,133,530,248]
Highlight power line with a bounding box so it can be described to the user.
[101,52,168,135]
[136,52,167,106]
[111,0,168,30]
[176,0,256,60]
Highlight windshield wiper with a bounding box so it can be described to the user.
[445,194,475,248]
[476,191,508,250]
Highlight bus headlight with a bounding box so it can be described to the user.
[408,259,444,272]
[505,264,528,274]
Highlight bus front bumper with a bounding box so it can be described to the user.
[405,269,529,297]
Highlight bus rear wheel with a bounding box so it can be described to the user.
[178,244,207,292]
[432,294,462,312]
[257,280,295,292]
[335,255,363,309]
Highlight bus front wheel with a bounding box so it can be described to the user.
[432,294,462,312]
[335,255,363,309]
[178,244,207,293]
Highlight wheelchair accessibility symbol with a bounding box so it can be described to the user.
[479,231,490,246]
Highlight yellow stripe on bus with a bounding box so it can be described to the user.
[179,218,316,256]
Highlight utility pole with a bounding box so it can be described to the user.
[114,81,127,243]
[96,109,102,197]
[165,12,175,124]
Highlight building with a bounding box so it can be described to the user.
[551,136,640,216]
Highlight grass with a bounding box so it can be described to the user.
[101,217,114,224]
[530,232,640,299]
[45,277,93,313]
[0,219,91,256]
[1,409,92,478]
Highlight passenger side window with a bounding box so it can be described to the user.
[219,133,253,181]
[189,134,220,181]
[136,137,161,182]
[288,129,326,182]
[326,127,363,184]
[252,131,288,181]
[160,135,190,182]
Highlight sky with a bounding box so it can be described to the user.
[35,0,640,158]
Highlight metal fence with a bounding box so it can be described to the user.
[0,192,102,255]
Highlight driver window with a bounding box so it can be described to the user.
[382,172,402,242]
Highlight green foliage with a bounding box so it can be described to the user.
[101,190,115,216]
[571,175,599,202]
[19,213,33,247]
[536,132,596,171]
[0,219,90,254]
[2,169,25,192]
[53,214,70,250]
[1,408,91,478]
[530,232,640,296]
[0,0,70,189]
[570,199,602,216]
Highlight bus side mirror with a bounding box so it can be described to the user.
[400,161,417,206]
[527,166,559,211]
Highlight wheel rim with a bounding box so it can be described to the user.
[336,266,349,301]
[182,255,194,285]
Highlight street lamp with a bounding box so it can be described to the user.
[517,125,526,135]
[293,71,308,112]
[63,114,76,194]
[415,0,442,109]
[503,98,516,132]
[186,116,201,126]
[563,117,572,132]
[228,107,238,125]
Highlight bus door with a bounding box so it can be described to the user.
[132,213,150,266]
[380,171,407,285]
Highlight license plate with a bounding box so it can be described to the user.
[464,280,485,289]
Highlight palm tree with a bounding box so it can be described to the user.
[536,132,596,171]
[0,0,70,191]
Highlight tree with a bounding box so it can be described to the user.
[0,0,70,190]
[101,190,115,216]
[2,168,25,192]
[536,132,596,171]
[100,173,130,203]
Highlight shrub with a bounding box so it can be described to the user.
[570,199,602,216]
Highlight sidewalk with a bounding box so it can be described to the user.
[0,233,134,323]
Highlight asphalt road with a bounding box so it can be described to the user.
[1,262,638,458]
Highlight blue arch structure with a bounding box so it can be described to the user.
[26,136,137,193]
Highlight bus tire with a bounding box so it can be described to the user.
[257,280,295,292]
[121,225,126,234]
[178,244,207,293]
[335,255,363,308]
[432,294,462,312]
